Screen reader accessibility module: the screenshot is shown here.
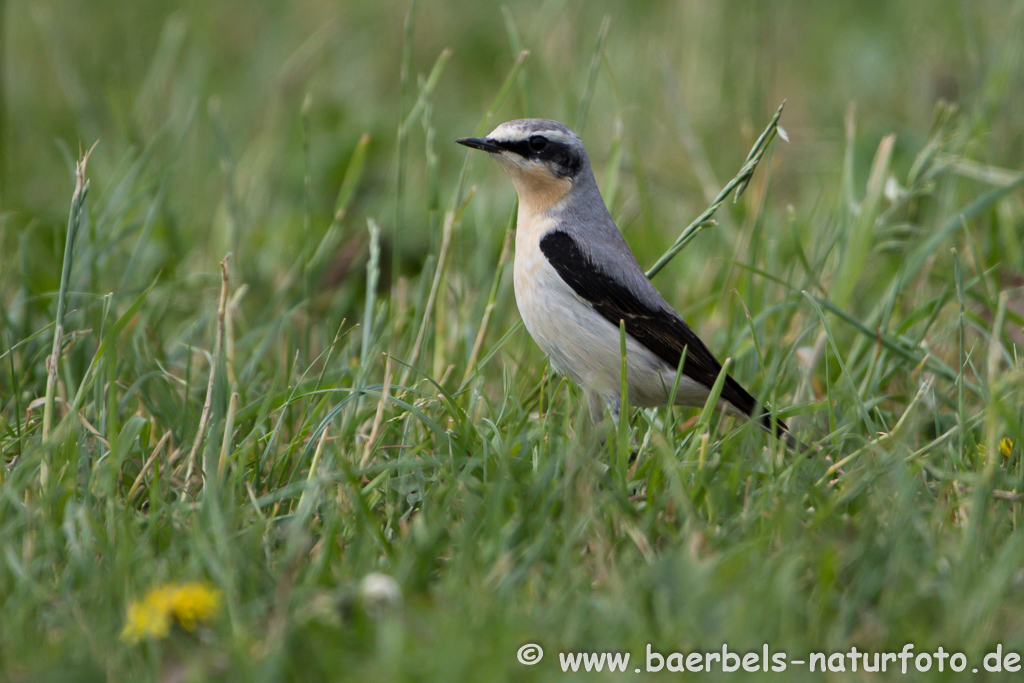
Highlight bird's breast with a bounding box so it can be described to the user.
[512,217,631,395]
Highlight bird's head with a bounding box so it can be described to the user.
[457,119,590,213]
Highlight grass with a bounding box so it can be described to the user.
[2,0,1024,680]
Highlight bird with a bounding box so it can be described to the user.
[456,118,793,445]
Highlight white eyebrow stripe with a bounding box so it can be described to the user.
[485,124,520,142]
[487,124,574,145]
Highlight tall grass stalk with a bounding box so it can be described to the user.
[184,255,231,487]
[460,228,513,387]
[645,102,786,280]
[831,134,894,309]
[41,144,94,483]
[361,218,382,366]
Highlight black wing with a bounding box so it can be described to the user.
[540,230,780,431]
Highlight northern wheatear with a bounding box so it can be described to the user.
[457,118,792,443]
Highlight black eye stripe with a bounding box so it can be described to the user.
[496,138,549,158]
[495,138,582,177]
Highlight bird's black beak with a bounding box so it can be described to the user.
[456,137,502,153]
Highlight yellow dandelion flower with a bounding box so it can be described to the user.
[121,586,174,643]
[976,437,1015,466]
[121,581,222,644]
[168,581,223,632]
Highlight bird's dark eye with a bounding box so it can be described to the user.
[528,135,548,152]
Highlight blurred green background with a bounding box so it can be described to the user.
[4,0,1021,304]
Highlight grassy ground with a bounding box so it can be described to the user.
[3,0,1024,680]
